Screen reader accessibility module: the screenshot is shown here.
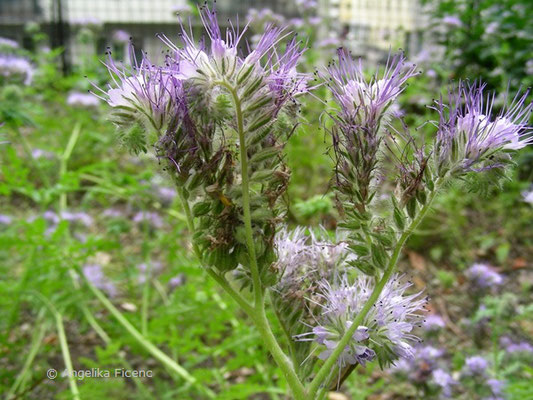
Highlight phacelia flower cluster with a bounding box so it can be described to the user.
[326,48,418,127]
[433,81,532,175]
[297,273,427,369]
[95,5,307,274]
[273,226,351,301]
[324,49,418,215]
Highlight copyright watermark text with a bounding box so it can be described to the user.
[46,368,153,380]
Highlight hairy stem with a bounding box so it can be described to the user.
[178,189,307,399]
[228,84,263,307]
[176,82,307,397]
[308,182,442,398]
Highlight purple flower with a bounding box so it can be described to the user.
[60,211,93,227]
[442,15,462,27]
[274,226,351,295]
[155,186,176,204]
[102,208,123,218]
[133,211,164,229]
[500,336,533,354]
[487,378,505,396]
[465,263,503,288]
[83,264,117,297]
[463,355,489,376]
[326,48,418,126]
[297,273,427,367]
[137,261,163,284]
[112,30,130,44]
[423,314,446,331]
[432,368,457,397]
[317,37,341,49]
[522,188,533,204]
[67,91,100,107]
[0,37,19,48]
[0,214,12,225]
[31,148,55,160]
[433,81,532,174]
[0,54,34,85]
[39,211,58,224]
[72,17,102,27]
[169,274,186,290]
[389,344,447,385]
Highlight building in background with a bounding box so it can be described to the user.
[337,0,429,63]
[0,0,298,70]
[0,0,429,70]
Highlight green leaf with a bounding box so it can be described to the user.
[192,201,211,217]
[249,147,280,164]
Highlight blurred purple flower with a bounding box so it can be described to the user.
[487,378,505,396]
[426,69,437,78]
[442,15,462,27]
[169,273,186,290]
[67,91,100,107]
[0,214,12,225]
[72,17,102,27]
[112,30,130,44]
[522,188,533,204]
[0,37,19,48]
[463,355,489,376]
[156,186,176,204]
[31,148,55,160]
[0,54,34,85]
[102,208,123,218]
[432,368,457,397]
[43,210,60,225]
[60,211,93,227]
[137,261,163,284]
[83,264,117,297]
[500,336,533,354]
[423,314,446,331]
[133,211,164,228]
[465,263,503,288]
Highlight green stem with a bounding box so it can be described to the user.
[177,184,306,398]
[59,123,81,213]
[254,306,307,400]
[26,292,79,400]
[224,81,306,399]
[56,313,81,400]
[84,278,214,398]
[6,310,47,399]
[269,291,298,367]
[308,182,442,398]
[217,81,263,307]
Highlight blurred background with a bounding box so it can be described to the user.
[0,0,532,399]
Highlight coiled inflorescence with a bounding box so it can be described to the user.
[94,5,308,275]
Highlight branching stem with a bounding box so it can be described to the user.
[308,180,442,398]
